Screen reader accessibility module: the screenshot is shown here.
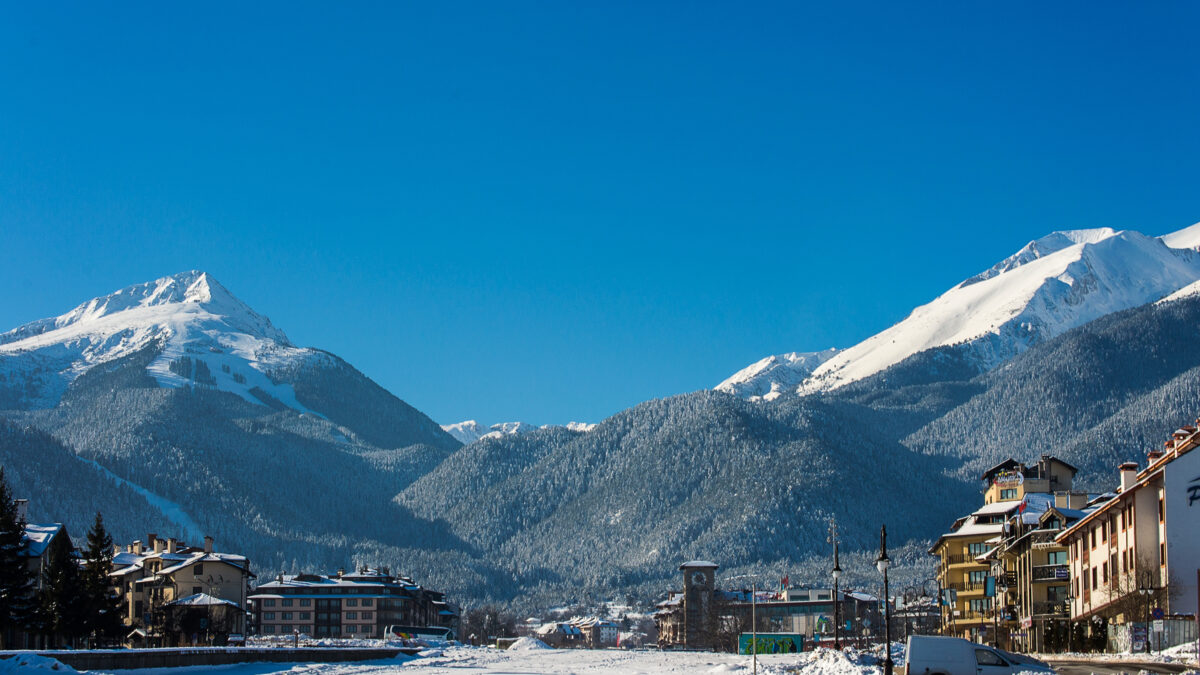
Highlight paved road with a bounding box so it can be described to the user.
[1049,659,1194,675]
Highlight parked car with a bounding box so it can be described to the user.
[905,635,1053,675]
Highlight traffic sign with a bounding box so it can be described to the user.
[1152,607,1165,620]
[1152,620,1164,633]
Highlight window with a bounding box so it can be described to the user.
[265,599,276,607]
[263,625,274,634]
[1102,562,1107,583]
[1159,498,1164,523]
[264,612,275,620]
[300,599,311,606]
[1161,543,1166,566]
[194,564,203,576]
[1047,551,1067,565]
[361,611,372,621]
[346,611,357,620]
[1091,568,1097,590]
[346,598,358,607]
[282,598,293,607]
[1090,530,1096,549]
[300,612,310,620]
[976,650,1007,666]
[968,543,989,555]
[283,612,293,620]
[193,586,202,595]
[969,570,988,585]
[361,599,373,607]
[1101,522,1107,543]
[1046,517,1061,530]
[968,598,992,612]
[135,600,143,619]
[1000,488,1017,499]
[347,624,357,634]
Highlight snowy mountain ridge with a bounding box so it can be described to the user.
[0,271,321,411]
[719,222,1200,400]
[441,419,597,445]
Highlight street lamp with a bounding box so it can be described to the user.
[1137,571,1160,655]
[877,525,893,675]
[833,541,842,650]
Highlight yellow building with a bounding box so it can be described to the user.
[931,456,1077,644]
[110,533,253,645]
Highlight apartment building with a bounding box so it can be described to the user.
[248,567,457,639]
[109,533,253,644]
[1056,423,1200,641]
[931,456,1077,644]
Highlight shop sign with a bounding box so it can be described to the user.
[994,471,1025,487]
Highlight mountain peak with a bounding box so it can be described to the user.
[959,228,1118,288]
[0,271,289,348]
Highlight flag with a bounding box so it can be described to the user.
[781,575,788,591]
[1018,498,1028,514]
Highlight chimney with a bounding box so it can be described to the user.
[1119,462,1138,492]
[1054,491,1087,510]
[337,568,345,578]
[132,540,143,555]
[14,499,28,524]
[1148,449,1164,463]
[167,538,177,554]
[153,537,165,554]
[203,536,213,554]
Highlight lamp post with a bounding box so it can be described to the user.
[877,525,893,675]
[1064,591,1074,654]
[1137,571,1160,655]
[833,541,842,650]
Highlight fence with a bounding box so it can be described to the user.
[1107,619,1197,654]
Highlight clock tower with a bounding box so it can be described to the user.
[680,560,719,648]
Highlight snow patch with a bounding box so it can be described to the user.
[82,458,205,542]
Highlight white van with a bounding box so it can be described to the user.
[905,635,1053,675]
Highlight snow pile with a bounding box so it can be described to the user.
[0,654,77,673]
[506,636,552,651]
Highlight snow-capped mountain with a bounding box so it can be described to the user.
[715,349,839,400]
[719,223,1200,399]
[441,419,597,445]
[0,271,321,411]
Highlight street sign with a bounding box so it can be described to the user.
[1152,620,1164,633]
[1152,608,1165,620]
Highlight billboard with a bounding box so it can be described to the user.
[739,633,803,654]
[1164,447,1200,616]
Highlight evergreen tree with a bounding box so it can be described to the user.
[0,468,35,648]
[39,532,86,647]
[81,512,122,644]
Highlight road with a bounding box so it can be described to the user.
[1049,659,1194,675]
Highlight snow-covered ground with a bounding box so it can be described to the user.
[42,645,898,675]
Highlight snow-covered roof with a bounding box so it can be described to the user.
[157,552,248,576]
[20,523,63,558]
[679,560,718,569]
[167,592,241,608]
[846,591,877,602]
[972,501,1023,515]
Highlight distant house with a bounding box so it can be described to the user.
[535,621,583,647]
[248,567,457,639]
[568,616,619,648]
[109,533,253,646]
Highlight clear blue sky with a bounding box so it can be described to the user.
[2,2,1198,426]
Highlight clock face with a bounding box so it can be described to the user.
[691,571,707,586]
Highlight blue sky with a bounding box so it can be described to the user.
[2,2,1198,426]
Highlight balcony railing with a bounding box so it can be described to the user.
[942,581,987,592]
[1031,564,1069,582]
[1032,601,1068,616]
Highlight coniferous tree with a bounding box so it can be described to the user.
[0,468,35,648]
[82,512,122,644]
[39,533,86,647]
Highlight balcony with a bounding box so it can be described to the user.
[1031,564,1069,582]
[942,581,989,593]
[1032,601,1068,616]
